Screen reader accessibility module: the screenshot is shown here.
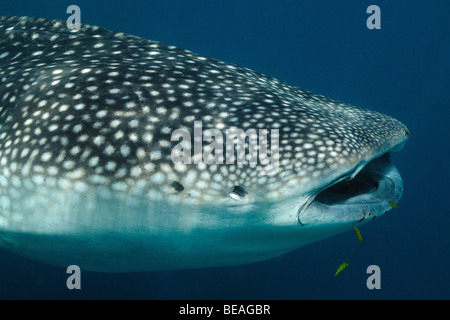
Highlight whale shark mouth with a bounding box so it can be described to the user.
[298,153,403,226]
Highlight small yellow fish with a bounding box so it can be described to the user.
[353,225,363,244]
[334,262,350,277]
[387,201,398,208]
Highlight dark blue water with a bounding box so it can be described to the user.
[0,0,448,299]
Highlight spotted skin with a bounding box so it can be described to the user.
[0,16,409,271]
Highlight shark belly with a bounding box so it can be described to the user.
[0,183,351,272]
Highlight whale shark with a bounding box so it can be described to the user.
[0,16,409,272]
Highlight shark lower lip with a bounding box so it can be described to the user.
[298,154,403,226]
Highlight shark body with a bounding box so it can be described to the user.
[0,16,409,272]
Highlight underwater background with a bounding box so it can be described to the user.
[0,0,448,299]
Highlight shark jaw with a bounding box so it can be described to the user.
[298,153,403,226]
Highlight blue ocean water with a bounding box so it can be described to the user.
[0,0,448,299]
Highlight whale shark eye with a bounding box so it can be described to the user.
[229,185,247,200]
[170,181,184,193]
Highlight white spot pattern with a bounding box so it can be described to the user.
[0,15,408,206]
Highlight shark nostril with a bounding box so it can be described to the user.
[229,185,247,201]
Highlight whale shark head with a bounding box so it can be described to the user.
[0,16,409,272]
